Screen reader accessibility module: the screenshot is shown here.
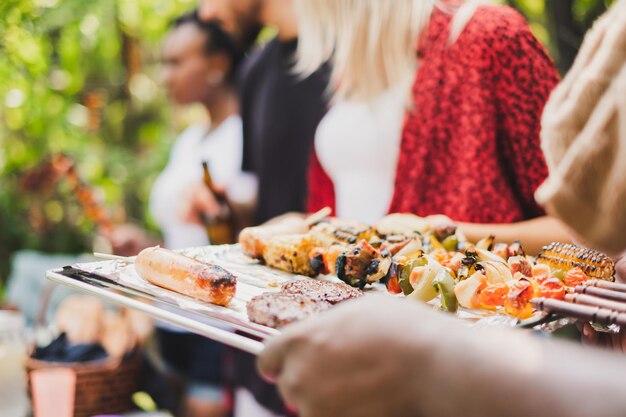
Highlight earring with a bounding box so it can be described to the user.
[207,71,225,86]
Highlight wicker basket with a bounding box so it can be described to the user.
[27,349,142,417]
[27,283,142,417]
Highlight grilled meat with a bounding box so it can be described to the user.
[247,292,332,328]
[135,247,236,306]
[336,240,392,288]
[281,280,363,304]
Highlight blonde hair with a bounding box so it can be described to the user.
[295,0,484,101]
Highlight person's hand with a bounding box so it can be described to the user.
[580,323,626,353]
[258,296,447,417]
[105,223,158,257]
[179,182,224,225]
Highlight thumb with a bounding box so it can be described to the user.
[581,323,600,347]
[257,335,289,383]
[213,183,227,195]
[194,187,219,214]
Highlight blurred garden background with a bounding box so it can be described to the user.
[0,0,616,293]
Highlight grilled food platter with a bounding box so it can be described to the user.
[47,212,618,355]
[46,243,390,355]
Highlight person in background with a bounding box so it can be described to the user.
[108,11,254,256]
[151,13,254,251]
[191,1,330,416]
[302,0,571,255]
[189,0,330,226]
[110,11,249,417]
[258,1,626,416]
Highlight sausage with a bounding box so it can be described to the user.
[135,247,236,306]
[238,217,309,258]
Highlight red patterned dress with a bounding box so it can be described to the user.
[307,5,559,223]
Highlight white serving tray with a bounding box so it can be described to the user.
[46,244,365,355]
[47,244,527,355]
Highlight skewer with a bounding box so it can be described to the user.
[304,206,332,227]
[517,312,561,329]
[585,279,626,293]
[565,293,626,314]
[574,285,626,303]
[93,252,136,263]
[532,298,626,327]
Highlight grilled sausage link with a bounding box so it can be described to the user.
[135,246,236,306]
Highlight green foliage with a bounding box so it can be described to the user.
[504,0,615,73]
[0,0,196,283]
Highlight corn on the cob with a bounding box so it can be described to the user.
[311,220,374,245]
[262,233,334,277]
[536,242,615,281]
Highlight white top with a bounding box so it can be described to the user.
[315,87,407,224]
[150,115,254,249]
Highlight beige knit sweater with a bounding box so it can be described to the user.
[536,0,626,254]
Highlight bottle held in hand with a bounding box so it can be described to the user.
[202,161,235,245]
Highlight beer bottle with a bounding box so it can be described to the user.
[201,161,236,245]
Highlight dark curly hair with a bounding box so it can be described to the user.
[172,10,244,84]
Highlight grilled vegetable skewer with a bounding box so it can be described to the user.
[238,207,331,258]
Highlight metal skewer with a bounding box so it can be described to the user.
[532,297,626,327]
[304,206,332,227]
[93,252,136,262]
[585,280,626,293]
[566,293,626,313]
[575,285,626,303]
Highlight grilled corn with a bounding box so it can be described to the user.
[536,242,615,281]
[311,220,375,245]
[263,233,333,277]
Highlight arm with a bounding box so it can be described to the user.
[259,296,626,417]
[458,215,572,255]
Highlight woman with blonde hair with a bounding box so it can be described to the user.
[258,3,626,417]
[301,0,571,254]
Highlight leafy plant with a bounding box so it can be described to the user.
[0,0,196,283]
[505,0,614,73]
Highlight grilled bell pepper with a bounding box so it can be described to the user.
[433,269,458,312]
[396,257,428,295]
[442,235,459,252]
